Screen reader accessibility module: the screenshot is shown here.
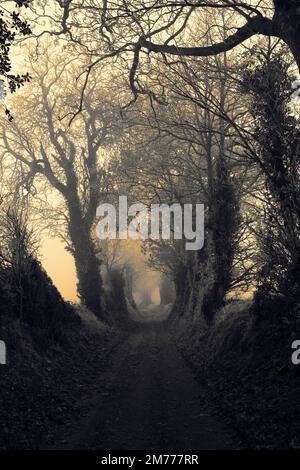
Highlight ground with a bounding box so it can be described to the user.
[42,311,242,450]
[5,303,280,450]
[180,301,300,449]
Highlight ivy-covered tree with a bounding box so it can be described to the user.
[242,48,300,315]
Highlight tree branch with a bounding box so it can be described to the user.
[140,15,274,57]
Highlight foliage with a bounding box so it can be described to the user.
[242,47,300,314]
[0,0,31,116]
[0,207,78,343]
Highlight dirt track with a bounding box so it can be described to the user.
[57,317,242,450]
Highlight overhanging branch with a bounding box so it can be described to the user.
[140,15,274,57]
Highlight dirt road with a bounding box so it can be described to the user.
[58,319,241,450]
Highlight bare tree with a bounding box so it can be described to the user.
[31,1,300,104]
[117,35,257,320]
[0,43,121,318]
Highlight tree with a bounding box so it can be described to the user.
[0,44,121,319]
[132,3,298,57]
[37,1,300,101]
[242,46,300,315]
[118,35,254,321]
[159,274,175,306]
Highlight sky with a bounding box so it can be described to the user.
[41,237,78,302]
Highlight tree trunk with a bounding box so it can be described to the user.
[275,1,300,71]
[159,274,175,305]
[67,199,104,319]
[123,267,137,309]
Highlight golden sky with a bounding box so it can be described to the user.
[41,238,78,302]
